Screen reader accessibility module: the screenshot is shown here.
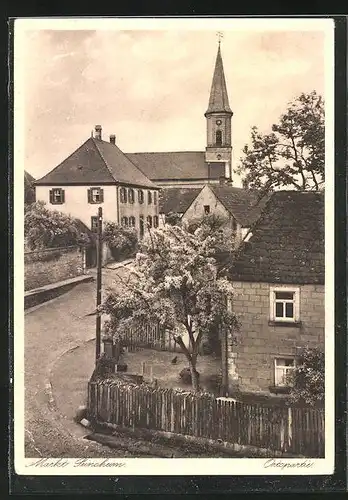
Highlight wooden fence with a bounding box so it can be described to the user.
[88,380,325,457]
[118,323,203,354]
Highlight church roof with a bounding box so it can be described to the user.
[125,151,225,181]
[205,45,232,115]
[227,191,325,284]
[35,137,157,189]
[159,188,202,214]
[210,185,269,227]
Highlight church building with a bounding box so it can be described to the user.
[126,43,234,188]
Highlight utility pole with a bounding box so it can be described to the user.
[95,206,103,364]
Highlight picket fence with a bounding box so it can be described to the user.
[88,380,325,457]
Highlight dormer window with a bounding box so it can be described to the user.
[216,130,222,146]
[49,188,65,205]
[88,187,104,204]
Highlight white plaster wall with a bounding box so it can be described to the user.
[35,185,118,228]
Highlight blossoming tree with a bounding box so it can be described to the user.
[100,225,239,392]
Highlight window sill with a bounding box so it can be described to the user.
[50,202,64,205]
[269,386,291,395]
[268,320,302,328]
[88,201,103,205]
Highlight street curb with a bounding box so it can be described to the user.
[46,336,96,411]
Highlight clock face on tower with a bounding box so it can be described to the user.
[216,119,222,126]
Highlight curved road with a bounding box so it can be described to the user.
[24,270,138,458]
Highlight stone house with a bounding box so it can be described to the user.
[35,125,160,238]
[182,184,268,248]
[224,191,325,396]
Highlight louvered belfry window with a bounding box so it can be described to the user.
[87,187,104,204]
[49,188,65,204]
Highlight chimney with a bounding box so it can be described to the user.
[94,125,102,140]
[109,134,116,145]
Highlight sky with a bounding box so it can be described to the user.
[16,21,328,186]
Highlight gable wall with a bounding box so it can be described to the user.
[229,281,325,394]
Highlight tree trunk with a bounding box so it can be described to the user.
[189,363,200,392]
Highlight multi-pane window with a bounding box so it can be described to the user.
[270,287,300,323]
[128,188,135,204]
[121,216,128,227]
[148,191,152,205]
[147,215,152,228]
[49,188,65,205]
[274,358,295,387]
[120,187,127,203]
[138,189,144,204]
[129,216,136,228]
[88,187,104,204]
[91,216,99,232]
[153,215,159,228]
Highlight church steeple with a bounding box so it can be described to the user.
[205,41,233,182]
[205,43,232,116]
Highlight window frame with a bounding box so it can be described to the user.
[120,187,127,204]
[91,215,99,232]
[50,188,65,205]
[146,215,153,228]
[153,215,159,228]
[269,286,300,323]
[88,186,103,204]
[148,190,152,205]
[138,189,144,204]
[216,129,222,146]
[274,357,296,387]
[121,216,129,227]
[128,188,135,204]
[153,191,157,205]
[129,216,136,228]
[204,205,210,215]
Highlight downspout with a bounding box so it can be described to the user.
[116,184,120,225]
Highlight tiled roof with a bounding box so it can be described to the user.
[159,188,202,214]
[35,138,157,189]
[210,185,269,227]
[228,191,325,284]
[125,152,225,181]
[205,45,232,115]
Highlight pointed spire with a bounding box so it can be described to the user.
[205,44,232,115]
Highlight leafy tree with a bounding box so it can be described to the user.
[24,201,90,250]
[165,212,182,226]
[184,213,235,255]
[100,225,240,392]
[236,91,324,192]
[102,221,138,260]
[288,347,324,406]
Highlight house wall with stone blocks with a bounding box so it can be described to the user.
[230,281,325,394]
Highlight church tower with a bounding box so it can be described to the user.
[205,42,233,181]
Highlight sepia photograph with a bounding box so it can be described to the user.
[14,17,335,476]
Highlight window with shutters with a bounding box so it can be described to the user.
[138,189,144,204]
[88,187,103,204]
[148,191,152,205]
[121,216,129,227]
[120,187,127,203]
[129,216,136,228]
[153,215,159,228]
[128,188,135,204]
[269,286,300,323]
[139,215,144,238]
[146,215,152,228]
[91,216,99,232]
[49,188,65,205]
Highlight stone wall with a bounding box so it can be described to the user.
[230,281,325,394]
[24,246,85,291]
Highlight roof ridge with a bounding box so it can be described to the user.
[92,137,117,182]
[126,151,205,155]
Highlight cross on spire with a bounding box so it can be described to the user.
[217,31,224,47]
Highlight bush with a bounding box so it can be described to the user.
[24,201,92,250]
[288,347,324,406]
[165,212,182,226]
[103,222,138,260]
[179,367,200,385]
